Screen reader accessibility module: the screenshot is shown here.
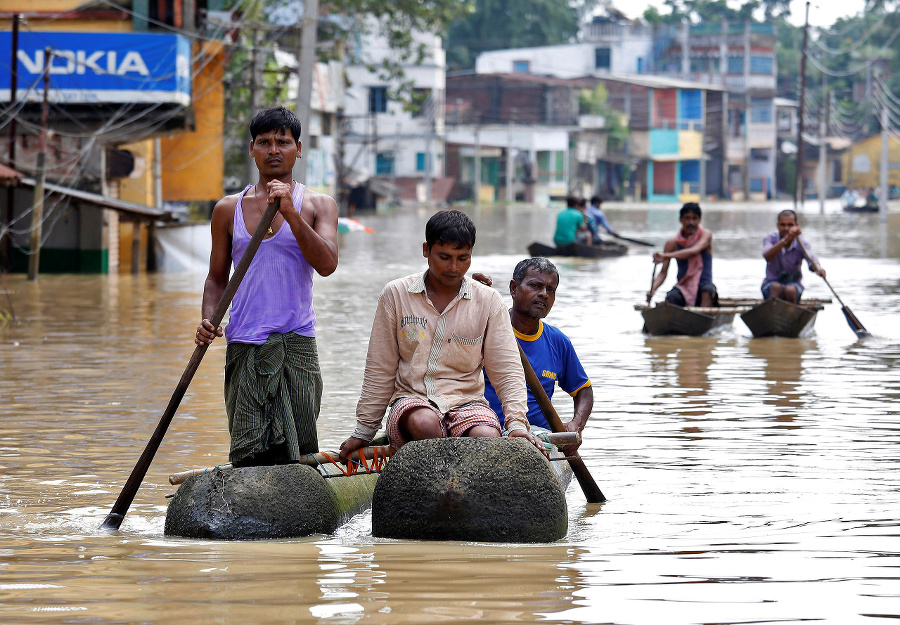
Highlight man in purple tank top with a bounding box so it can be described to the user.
[195,106,339,467]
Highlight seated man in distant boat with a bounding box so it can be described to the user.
[195,106,339,467]
[339,210,546,463]
[761,209,826,303]
[647,202,718,308]
[586,195,619,242]
[482,257,593,457]
[840,187,859,209]
[553,196,592,249]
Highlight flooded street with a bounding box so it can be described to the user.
[1,200,899,624]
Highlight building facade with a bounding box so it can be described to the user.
[343,26,447,206]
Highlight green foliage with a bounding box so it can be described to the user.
[578,84,629,148]
[642,0,791,24]
[445,0,597,71]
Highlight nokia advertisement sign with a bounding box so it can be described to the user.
[0,31,191,105]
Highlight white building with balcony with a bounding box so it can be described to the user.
[344,25,447,206]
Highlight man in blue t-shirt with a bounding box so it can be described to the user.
[483,257,593,454]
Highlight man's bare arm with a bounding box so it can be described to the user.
[648,239,676,298]
[196,198,235,346]
[660,230,712,261]
[277,186,339,276]
[563,386,593,455]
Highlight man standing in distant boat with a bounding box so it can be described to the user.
[553,196,592,249]
[339,209,546,462]
[482,257,593,458]
[195,106,339,467]
[761,209,825,303]
[647,202,718,307]
[585,195,619,241]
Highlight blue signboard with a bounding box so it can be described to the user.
[0,31,191,105]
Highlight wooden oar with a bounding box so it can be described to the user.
[647,261,658,305]
[641,262,659,333]
[167,432,581,485]
[614,233,653,247]
[100,197,282,531]
[797,239,871,339]
[517,344,606,503]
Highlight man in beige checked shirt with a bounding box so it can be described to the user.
[339,210,545,462]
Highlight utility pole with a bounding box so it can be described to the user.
[333,41,347,216]
[389,122,400,208]
[28,48,51,281]
[793,1,810,210]
[3,14,21,271]
[333,109,346,215]
[818,73,828,215]
[293,0,319,184]
[880,105,889,224]
[474,125,481,208]
[246,27,262,184]
[506,121,514,203]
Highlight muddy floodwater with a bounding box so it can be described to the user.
[1,200,899,624]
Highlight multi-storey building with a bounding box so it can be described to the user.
[653,22,778,200]
[343,25,447,207]
[475,15,779,201]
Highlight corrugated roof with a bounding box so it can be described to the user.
[596,74,728,92]
[18,178,174,220]
[0,163,23,185]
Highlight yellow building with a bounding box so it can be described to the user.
[1,1,225,273]
[844,134,900,190]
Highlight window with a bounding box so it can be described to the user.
[368,86,388,113]
[727,56,744,74]
[416,152,431,172]
[376,152,394,175]
[595,47,611,70]
[750,55,773,75]
[512,60,530,73]
[750,98,773,124]
[637,57,643,74]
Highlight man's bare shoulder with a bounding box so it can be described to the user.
[302,189,338,217]
[211,192,240,219]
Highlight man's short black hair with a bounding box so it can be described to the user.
[425,209,476,249]
[680,202,702,218]
[590,195,602,205]
[778,209,798,221]
[576,197,587,208]
[512,257,559,284]
[565,195,578,208]
[249,106,302,144]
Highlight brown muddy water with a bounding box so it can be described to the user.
[1,200,899,624]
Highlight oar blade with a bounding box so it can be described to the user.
[842,306,871,339]
[100,513,124,531]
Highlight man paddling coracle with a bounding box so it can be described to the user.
[761,209,825,303]
[339,210,545,462]
[195,106,339,467]
[647,202,718,307]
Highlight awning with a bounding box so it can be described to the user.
[18,178,174,221]
[650,154,708,162]
[0,163,23,186]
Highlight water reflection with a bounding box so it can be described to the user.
[645,337,716,424]
[744,337,814,425]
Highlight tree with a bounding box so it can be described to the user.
[445,0,599,71]
[578,84,629,150]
